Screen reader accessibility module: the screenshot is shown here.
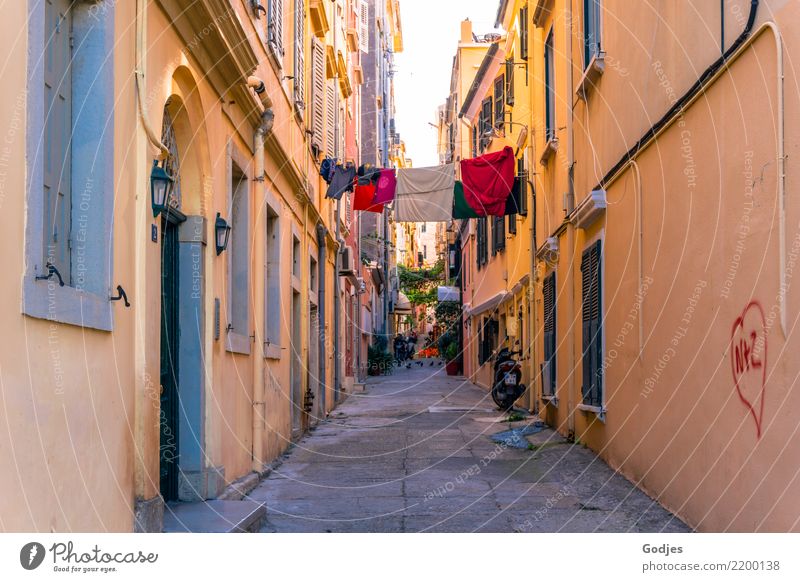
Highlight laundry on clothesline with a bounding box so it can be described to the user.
[373,168,397,204]
[460,146,515,217]
[453,181,480,219]
[325,161,356,200]
[353,181,384,213]
[394,163,454,223]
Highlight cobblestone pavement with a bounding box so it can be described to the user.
[249,362,690,533]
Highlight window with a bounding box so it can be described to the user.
[583,0,602,69]
[517,158,528,216]
[309,255,317,293]
[267,0,285,63]
[310,36,325,154]
[479,98,492,152]
[508,212,517,236]
[545,27,555,142]
[24,0,116,330]
[543,273,557,397]
[294,0,306,112]
[581,240,603,407]
[505,59,515,106]
[423,245,427,259]
[358,0,369,53]
[476,217,488,269]
[228,161,250,353]
[265,205,282,355]
[326,81,336,157]
[420,223,426,233]
[479,317,499,365]
[492,215,505,254]
[494,76,505,131]
[519,5,529,61]
[292,235,301,277]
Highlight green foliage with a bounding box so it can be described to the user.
[397,259,445,307]
[443,342,459,362]
[435,301,462,334]
[368,343,394,376]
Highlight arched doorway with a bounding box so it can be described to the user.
[157,86,217,502]
[159,104,186,502]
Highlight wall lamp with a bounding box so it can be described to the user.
[214,213,232,256]
[150,160,175,217]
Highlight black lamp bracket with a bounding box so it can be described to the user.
[35,263,65,287]
[110,285,131,307]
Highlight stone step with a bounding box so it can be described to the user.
[162,499,266,533]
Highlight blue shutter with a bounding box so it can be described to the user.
[44,0,72,282]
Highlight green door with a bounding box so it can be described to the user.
[160,215,181,501]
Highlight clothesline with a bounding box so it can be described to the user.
[321,146,519,223]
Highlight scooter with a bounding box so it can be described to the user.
[491,341,526,411]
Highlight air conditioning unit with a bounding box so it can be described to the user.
[339,246,355,276]
[356,277,366,294]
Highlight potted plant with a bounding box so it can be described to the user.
[443,342,461,376]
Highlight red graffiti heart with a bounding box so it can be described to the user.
[729,301,767,438]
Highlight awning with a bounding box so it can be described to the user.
[393,291,413,315]
[465,291,509,317]
[437,286,460,302]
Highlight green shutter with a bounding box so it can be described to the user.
[581,241,602,406]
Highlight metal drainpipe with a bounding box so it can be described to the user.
[565,0,576,440]
[332,2,342,402]
[356,205,364,382]
[317,223,328,413]
[251,109,272,473]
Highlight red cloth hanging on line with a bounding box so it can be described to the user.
[460,146,515,216]
[353,181,384,213]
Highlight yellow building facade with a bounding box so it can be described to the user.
[450,0,800,531]
[0,0,375,532]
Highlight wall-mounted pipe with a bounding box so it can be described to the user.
[316,223,328,414]
[630,159,643,357]
[135,0,169,159]
[251,108,273,473]
[247,76,274,110]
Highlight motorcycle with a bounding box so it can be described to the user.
[491,341,526,411]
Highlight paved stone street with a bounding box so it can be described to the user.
[249,362,690,533]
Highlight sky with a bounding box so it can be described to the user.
[393,0,500,168]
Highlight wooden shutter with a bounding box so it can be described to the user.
[310,37,325,152]
[44,0,72,282]
[358,0,369,53]
[506,59,515,106]
[268,0,285,58]
[545,29,555,140]
[494,76,504,129]
[519,6,529,61]
[294,0,305,111]
[325,80,335,156]
[581,241,602,406]
[517,159,528,216]
[492,215,505,254]
[543,274,556,396]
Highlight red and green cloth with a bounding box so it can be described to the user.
[459,146,516,216]
[454,146,519,218]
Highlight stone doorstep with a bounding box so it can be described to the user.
[162,499,267,533]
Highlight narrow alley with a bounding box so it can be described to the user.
[249,363,689,533]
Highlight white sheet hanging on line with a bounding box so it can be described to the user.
[394,164,455,222]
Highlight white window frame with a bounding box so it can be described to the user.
[226,142,252,355]
[264,189,282,359]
